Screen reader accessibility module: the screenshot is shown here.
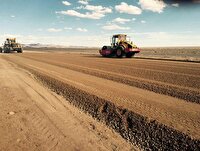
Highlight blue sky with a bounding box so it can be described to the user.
[0,0,200,47]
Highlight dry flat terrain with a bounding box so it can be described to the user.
[24,46,200,62]
[137,47,200,62]
[0,50,200,150]
[0,54,136,151]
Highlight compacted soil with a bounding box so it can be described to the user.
[0,54,135,151]
[0,51,200,150]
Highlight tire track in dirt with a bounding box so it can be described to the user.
[22,53,200,77]
[29,112,60,151]
[16,55,200,104]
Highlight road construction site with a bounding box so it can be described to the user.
[0,51,200,150]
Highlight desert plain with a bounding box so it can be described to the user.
[0,47,200,151]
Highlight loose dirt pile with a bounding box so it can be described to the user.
[31,70,200,150]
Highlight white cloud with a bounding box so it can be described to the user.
[10,15,15,18]
[62,1,71,6]
[0,33,112,47]
[172,3,179,7]
[0,34,22,39]
[115,2,142,15]
[56,10,104,19]
[132,18,136,21]
[112,17,131,24]
[56,10,83,17]
[141,20,146,23]
[75,6,85,9]
[76,28,88,32]
[102,24,130,30]
[1,31,200,47]
[84,5,112,14]
[56,4,112,20]
[78,0,89,5]
[138,0,166,13]
[64,27,72,30]
[47,28,62,32]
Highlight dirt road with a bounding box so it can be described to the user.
[1,52,200,150]
[0,55,135,151]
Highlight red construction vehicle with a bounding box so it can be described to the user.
[99,34,140,58]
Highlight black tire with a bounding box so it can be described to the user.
[4,47,10,53]
[126,52,135,58]
[17,48,23,53]
[102,46,107,50]
[116,47,124,58]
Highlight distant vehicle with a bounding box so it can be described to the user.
[99,34,140,58]
[0,38,23,53]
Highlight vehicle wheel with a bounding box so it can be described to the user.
[4,48,10,53]
[102,46,107,50]
[17,49,23,53]
[116,48,123,58]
